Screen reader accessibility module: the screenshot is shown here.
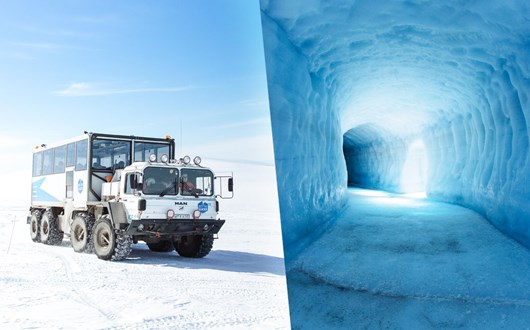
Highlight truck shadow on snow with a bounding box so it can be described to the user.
[124,246,286,276]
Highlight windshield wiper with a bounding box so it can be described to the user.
[159,182,177,197]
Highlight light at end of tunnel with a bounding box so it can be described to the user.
[400,139,428,194]
[403,192,427,199]
[353,190,392,198]
[371,195,427,207]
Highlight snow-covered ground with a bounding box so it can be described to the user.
[0,160,290,329]
[287,188,530,329]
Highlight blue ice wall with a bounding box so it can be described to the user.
[261,11,347,253]
[261,0,530,250]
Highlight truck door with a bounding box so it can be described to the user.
[121,172,142,219]
[62,170,75,234]
[66,171,74,200]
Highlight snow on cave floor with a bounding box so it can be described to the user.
[288,188,530,329]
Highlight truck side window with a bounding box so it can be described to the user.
[66,143,75,167]
[92,139,131,170]
[33,152,43,177]
[134,142,170,162]
[54,145,66,174]
[42,149,54,175]
[124,173,134,195]
[75,140,88,171]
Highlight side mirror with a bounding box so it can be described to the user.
[228,178,233,192]
[214,173,233,199]
[138,198,146,211]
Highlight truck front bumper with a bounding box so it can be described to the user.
[124,218,225,237]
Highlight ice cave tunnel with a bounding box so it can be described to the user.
[260,0,530,255]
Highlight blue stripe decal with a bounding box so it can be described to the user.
[32,178,60,202]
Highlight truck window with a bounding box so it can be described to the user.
[92,139,131,170]
[54,145,66,174]
[42,149,54,175]
[180,169,214,196]
[66,143,75,167]
[134,142,170,162]
[75,140,88,171]
[124,173,138,195]
[33,152,43,177]
[143,167,179,196]
[66,171,73,198]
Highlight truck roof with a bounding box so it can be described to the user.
[33,131,174,153]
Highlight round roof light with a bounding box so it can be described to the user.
[193,156,202,165]
[149,153,157,162]
[182,155,191,164]
[160,154,169,163]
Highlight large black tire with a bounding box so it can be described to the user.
[40,209,64,245]
[147,240,174,252]
[71,213,95,253]
[174,234,214,258]
[93,216,132,261]
[29,209,42,242]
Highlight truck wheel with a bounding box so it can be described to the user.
[40,209,64,245]
[174,234,214,258]
[29,209,42,242]
[93,216,132,261]
[147,240,174,252]
[71,213,95,253]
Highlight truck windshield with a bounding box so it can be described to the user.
[142,167,179,196]
[180,169,214,196]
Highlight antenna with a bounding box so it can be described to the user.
[180,119,183,156]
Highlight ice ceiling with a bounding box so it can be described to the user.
[260,0,530,252]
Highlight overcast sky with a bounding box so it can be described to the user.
[0,0,274,205]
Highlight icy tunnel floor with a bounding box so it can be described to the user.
[287,188,530,329]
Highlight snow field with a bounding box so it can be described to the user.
[0,160,290,329]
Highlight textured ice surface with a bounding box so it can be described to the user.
[288,189,530,328]
[261,0,530,249]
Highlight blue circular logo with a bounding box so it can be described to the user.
[198,202,208,213]
[78,179,84,193]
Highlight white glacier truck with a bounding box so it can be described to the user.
[28,132,233,261]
